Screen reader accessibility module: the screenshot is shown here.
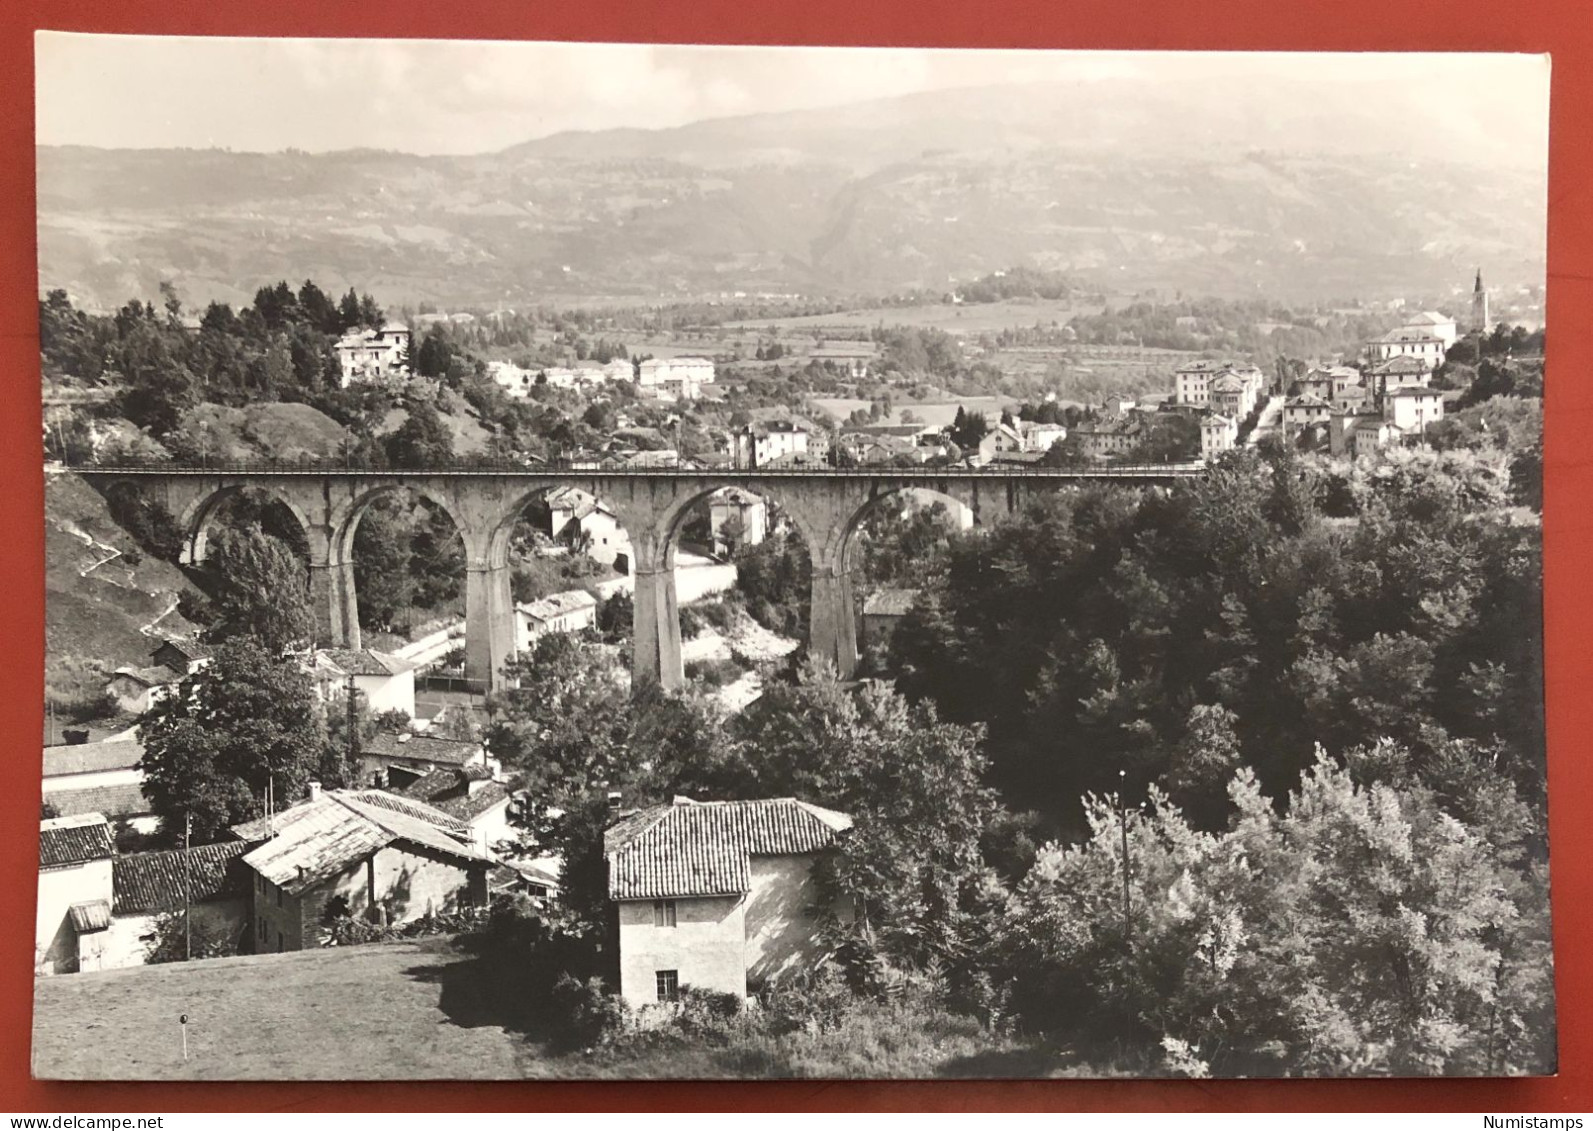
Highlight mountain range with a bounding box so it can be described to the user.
[36,77,1548,311]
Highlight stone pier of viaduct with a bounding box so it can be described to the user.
[76,464,1199,693]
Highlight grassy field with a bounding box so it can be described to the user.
[32,940,531,1080]
[32,938,1102,1080]
[726,298,1102,337]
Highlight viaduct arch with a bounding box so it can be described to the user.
[80,464,1199,693]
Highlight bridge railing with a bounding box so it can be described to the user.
[65,454,1206,478]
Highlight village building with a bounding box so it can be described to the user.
[42,737,157,837]
[336,322,411,387]
[310,648,418,718]
[36,813,117,975]
[230,787,492,952]
[1366,354,1433,392]
[515,589,598,651]
[107,665,176,715]
[355,731,495,791]
[1401,310,1460,350]
[398,769,522,855]
[1017,420,1068,452]
[1072,415,1143,459]
[103,841,254,969]
[638,357,715,399]
[1366,326,1446,371]
[1382,386,1446,436]
[1209,372,1258,421]
[861,588,919,653]
[731,421,810,468]
[486,360,537,399]
[545,486,633,571]
[1282,395,1334,436]
[1174,360,1230,408]
[605,796,854,1007]
[151,638,212,678]
[708,487,769,557]
[1200,413,1239,458]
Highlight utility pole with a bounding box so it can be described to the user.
[346,674,358,785]
[183,811,192,962]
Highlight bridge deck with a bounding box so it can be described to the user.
[70,460,1205,480]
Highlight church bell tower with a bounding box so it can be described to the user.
[1472,269,1490,333]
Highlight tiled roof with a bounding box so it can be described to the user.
[605,797,852,901]
[317,648,415,678]
[518,589,597,622]
[863,588,920,617]
[46,782,152,820]
[1369,355,1430,374]
[40,814,115,867]
[110,666,176,687]
[343,789,470,835]
[239,790,485,895]
[114,842,253,913]
[44,738,144,779]
[433,782,514,824]
[360,731,482,767]
[1383,386,1444,399]
[69,901,111,933]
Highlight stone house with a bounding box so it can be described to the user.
[36,813,117,974]
[311,647,418,719]
[107,665,176,714]
[230,787,492,952]
[707,487,768,557]
[545,486,632,571]
[1283,395,1333,435]
[151,638,212,678]
[1383,387,1446,436]
[515,589,598,651]
[356,731,494,791]
[42,737,158,837]
[104,841,254,969]
[605,797,854,1007]
[861,588,920,653]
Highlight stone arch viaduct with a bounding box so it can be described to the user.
[77,464,1201,692]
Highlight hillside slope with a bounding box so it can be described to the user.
[36,81,1546,310]
[44,470,201,730]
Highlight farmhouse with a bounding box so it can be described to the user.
[104,841,255,968]
[230,786,492,952]
[311,648,418,718]
[707,487,768,557]
[605,796,854,1007]
[42,737,157,836]
[355,731,495,791]
[861,588,920,653]
[515,589,598,650]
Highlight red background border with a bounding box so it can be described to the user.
[0,0,1587,1112]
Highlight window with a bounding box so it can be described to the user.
[277,931,284,953]
[653,899,677,928]
[257,916,267,943]
[276,886,283,908]
[655,969,679,1003]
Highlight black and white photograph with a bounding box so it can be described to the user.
[31,35,1552,1080]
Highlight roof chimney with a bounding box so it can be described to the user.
[607,790,623,810]
[307,781,322,803]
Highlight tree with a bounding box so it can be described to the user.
[139,635,328,842]
[351,495,416,630]
[733,662,1000,969]
[385,398,455,467]
[1002,752,1554,1076]
[201,525,314,653]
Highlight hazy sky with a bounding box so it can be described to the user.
[36,33,1549,157]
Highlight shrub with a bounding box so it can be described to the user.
[685,656,745,688]
[550,972,629,1049]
